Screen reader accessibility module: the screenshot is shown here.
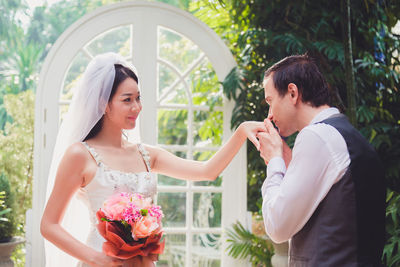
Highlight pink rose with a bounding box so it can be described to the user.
[132,216,160,240]
[131,194,152,210]
[102,193,131,221]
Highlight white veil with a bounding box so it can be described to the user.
[44,52,138,267]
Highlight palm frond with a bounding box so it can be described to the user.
[226,221,274,266]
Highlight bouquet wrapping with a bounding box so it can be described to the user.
[96,192,165,259]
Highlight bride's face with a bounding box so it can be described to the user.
[105,77,142,130]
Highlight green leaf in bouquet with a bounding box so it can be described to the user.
[140,209,148,216]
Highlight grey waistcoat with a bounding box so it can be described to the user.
[289,114,386,267]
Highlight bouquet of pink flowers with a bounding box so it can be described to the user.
[96,192,165,260]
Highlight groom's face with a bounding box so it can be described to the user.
[263,75,297,137]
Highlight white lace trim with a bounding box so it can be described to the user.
[82,142,151,172]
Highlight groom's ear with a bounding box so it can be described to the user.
[287,83,299,104]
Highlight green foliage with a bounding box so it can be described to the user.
[156,0,191,10]
[383,190,400,266]
[0,191,11,220]
[0,0,100,264]
[26,0,104,49]
[0,6,41,129]
[0,0,111,131]
[0,0,26,46]
[226,221,273,266]
[0,90,35,239]
[0,173,16,242]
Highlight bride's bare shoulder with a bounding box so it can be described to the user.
[138,143,159,153]
[63,142,92,162]
[138,144,168,163]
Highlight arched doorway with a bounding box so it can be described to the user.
[31,1,247,266]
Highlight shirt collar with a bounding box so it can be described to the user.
[309,107,340,125]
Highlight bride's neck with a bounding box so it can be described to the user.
[94,120,124,148]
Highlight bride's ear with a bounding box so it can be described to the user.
[105,104,110,114]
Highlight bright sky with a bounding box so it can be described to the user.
[393,21,400,35]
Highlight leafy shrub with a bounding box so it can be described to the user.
[0,173,16,242]
[226,221,274,266]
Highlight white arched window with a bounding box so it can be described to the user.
[30,1,247,266]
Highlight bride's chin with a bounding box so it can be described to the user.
[124,124,136,130]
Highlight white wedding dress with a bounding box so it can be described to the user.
[76,142,157,267]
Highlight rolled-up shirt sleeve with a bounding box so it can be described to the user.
[261,128,346,244]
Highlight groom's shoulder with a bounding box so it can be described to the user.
[298,123,344,145]
[297,123,348,159]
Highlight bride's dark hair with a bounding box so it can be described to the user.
[83,64,139,141]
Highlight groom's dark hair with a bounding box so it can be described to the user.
[264,54,331,107]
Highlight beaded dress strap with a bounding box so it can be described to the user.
[137,143,151,172]
[81,142,101,165]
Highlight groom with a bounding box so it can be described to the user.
[257,54,386,266]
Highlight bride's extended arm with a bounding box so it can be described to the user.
[148,121,266,181]
[40,144,123,267]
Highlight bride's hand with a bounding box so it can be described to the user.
[141,255,157,267]
[238,121,267,151]
[90,253,124,267]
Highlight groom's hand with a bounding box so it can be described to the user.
[257,119,283,164]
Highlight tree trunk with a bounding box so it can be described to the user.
[343,0,357,127]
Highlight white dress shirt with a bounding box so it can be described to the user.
[261,107,351,243]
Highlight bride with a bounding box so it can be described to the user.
[40,53,265,267]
